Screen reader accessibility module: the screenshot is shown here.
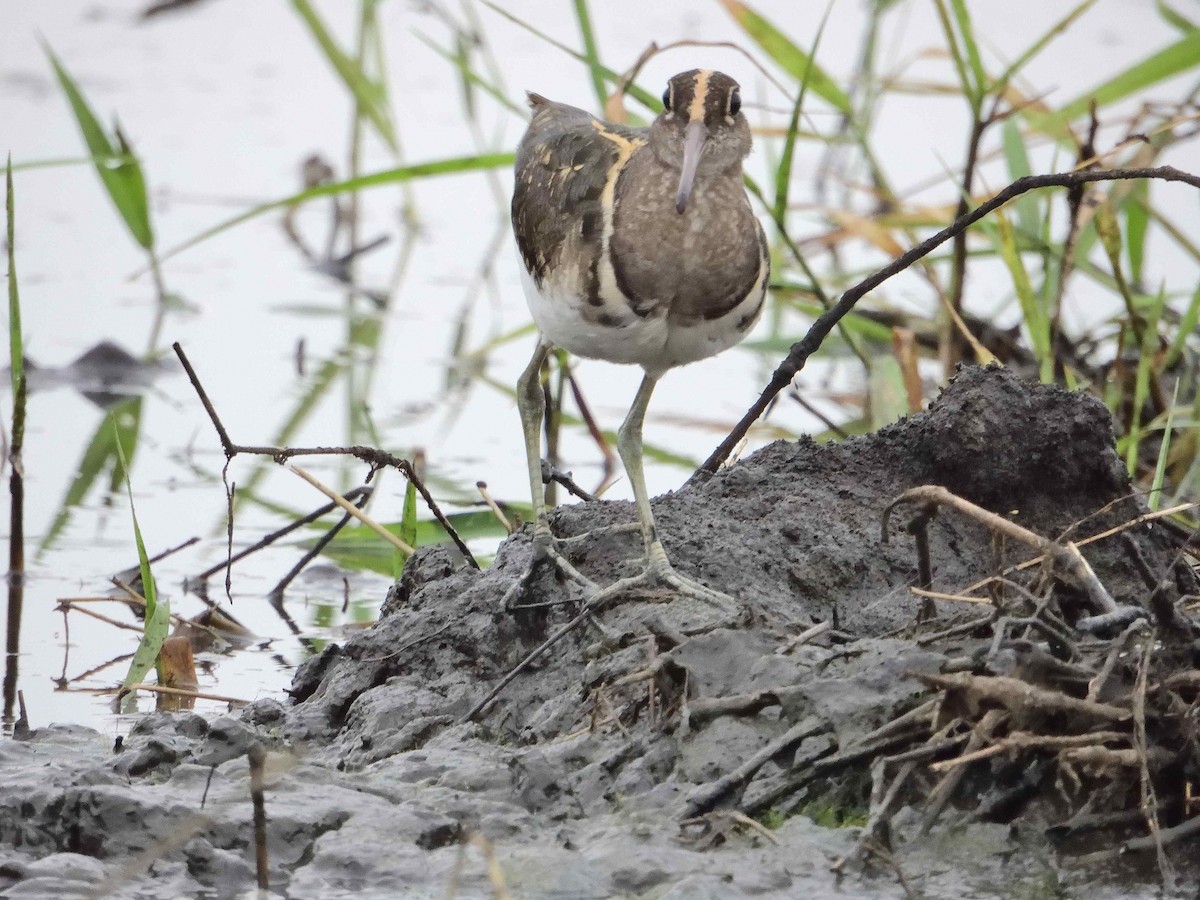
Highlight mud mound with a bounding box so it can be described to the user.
[2,365,1196,898]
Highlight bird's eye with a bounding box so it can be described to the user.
[662,87,672,110]
[729,89,742,116]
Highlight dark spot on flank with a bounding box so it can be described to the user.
[596,311,626,328]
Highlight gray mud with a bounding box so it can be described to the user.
[1,366,1194,898]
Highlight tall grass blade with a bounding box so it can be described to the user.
[480,1,660,110]
[1000,120,1039,237]
[772,2,833,226]
[1148,381,1179,510]
[720,0,851,114]
[994,210,1052,381]
[1124,179,1150,286]
[1156,0,1198,33]
[415,33,525,115]
[572,0,608,109]
[1126,286,1168,475]
[292,0,399,155]
[5,157,27,723]
[43,44,154,250]
[994,0,1096,90]
[114,426,170,701]
[154,152,513,267]
[1032,30,1200,133]
[948,0,986,101]
[6,160,24,430]
[1164,282,1200,369]
[932,0,977,111]
[395,479,418,580]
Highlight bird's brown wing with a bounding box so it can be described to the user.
[512,98,638,288]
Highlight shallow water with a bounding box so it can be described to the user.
[0,0,1189,733]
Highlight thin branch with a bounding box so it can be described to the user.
[173,341,478,568]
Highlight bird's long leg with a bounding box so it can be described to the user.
[517,338,553,555]
[616,372,742,620]
[510,338,599,609]
[616,372,663,561]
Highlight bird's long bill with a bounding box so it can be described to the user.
[675,120,708,214]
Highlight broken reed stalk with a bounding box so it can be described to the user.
[120,682,248,706]
[883,485,1119,614]
[171,341,478,569]
[248,742,269,890]
[693,165,1200,480]
[289,464,415,555]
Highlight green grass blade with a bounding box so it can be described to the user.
[114,424,169,697]
[868,356,910,430]
[1164,282,1200,368]
[1000,119,1040,237]
[995,210,1052,381]
[43,44,154,250]
[772,2,833,225]
[395,479,417,580]
[932,0,977,111]
[1032,30,1200,133]
[323,509,518,575]
[1148,381,1179,510]
[152,152,512,268]
[1126,286,1168,475]
[415,33,524,115]
[948,0,986,101]
[1123,179,1150,286]
[720,0,851,114]
[1156,0,1198,33]
[292,0,399,154]
[572,0,608,109]
[6,158,24,426]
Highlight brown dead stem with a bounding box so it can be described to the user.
[914,671,1131,723]
[884,485,1118,614]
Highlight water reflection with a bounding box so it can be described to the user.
[12,341,175,409]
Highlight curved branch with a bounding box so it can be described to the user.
[692,165,1200,482]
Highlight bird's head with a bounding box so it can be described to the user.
[650,70,752,214]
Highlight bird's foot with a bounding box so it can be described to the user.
[579,543,746,633]
[501,524,598,612]
[506,527,744,634]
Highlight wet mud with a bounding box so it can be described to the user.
[2,365,1196,898]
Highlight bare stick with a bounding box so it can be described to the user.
[172,341,477,568]
[119,683,249,706]
[884,485,1118,614]
[290,465,414,554]
[476,481,513,533]
[914,671,1130,722]
[681,718,828,818]
[929,730,1127,773]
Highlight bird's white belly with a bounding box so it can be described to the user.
[519,264,761,377]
